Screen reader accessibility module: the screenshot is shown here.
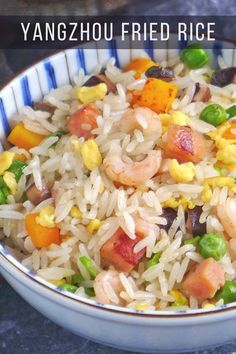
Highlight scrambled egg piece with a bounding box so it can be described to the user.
[201,176,236,202]
[171,111,189,126]
[170,290,188,306]
[48,279,66,286]
[208,122,236,168]
[80,139,102,170]
[135,303,148,311]
[86,219,102,234]
[36,205,56,228]
[159,111,188,126]
[202,303,215,309]
[216,142,236,165]
[71,139,81,152]
[0,151,15,175]
[201,183,213,203]
[77,83,107,104]
[168,159,195,183]
[208,121,230,141]
[3,171,17,195]
[162,197,195,210]
[205,176,236,190]
[70,206,83,219]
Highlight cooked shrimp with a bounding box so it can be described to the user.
[120,107,162,138]
[134,216,158,238]
[93,270,124,305]
[217,198,236,239]
[103,149,162,187]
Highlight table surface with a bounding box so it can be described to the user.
[1,1,236,353]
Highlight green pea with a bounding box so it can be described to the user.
[215,281,236,304]
[7,160,27,182]
[184,236,200,246]
[199,233,227,261]
[147,252,161,269]
[226,105,236,119]
[85,287,95,297]
[58,283,78,293]
[200,104,227,126]
[79,256,97,280]
[72,273,85,286]
[181,44,208,69]
[213,164,223,176]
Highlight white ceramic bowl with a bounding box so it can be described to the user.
[1,36,236,353]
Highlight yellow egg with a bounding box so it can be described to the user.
[86,219,102,234]
[80,139,102,170]
[168,159,195,183]
[159,113,171,126]
[36,205,56,228]
[201,184,213,203]
[3,171,17,195]
[135,303,148,311]
[171,111,189,126]
[0,151,15,175]
[77,83,107,104]
[216,143,236,165]
[70,206,83,219]
[202,303,215,309]
[71,139,81,152]
[48,279,66,286]
[170,290,188,306]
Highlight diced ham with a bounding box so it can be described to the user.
[165,124,205,163]
[100,228,145,273]
[67,104,99,139]
[182,258,225,302]
[26,179,51,206]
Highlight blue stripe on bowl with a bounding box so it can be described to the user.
[108,39,120,67]
[145,36,154,59]
[178,38,188,51]
[213,41,223,69]
[20,76,32,106]
[0,98,10,136]
[76,48,87,74]
[44,62,57,90]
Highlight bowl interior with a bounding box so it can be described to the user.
[0,35,236,316]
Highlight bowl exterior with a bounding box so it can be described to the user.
[0,35,236,352]
[1,256,236,353]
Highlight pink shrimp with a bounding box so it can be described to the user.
[120,107,162,138]
[103,149,162,187]
[217,198,236,239]
[93,270,124,305]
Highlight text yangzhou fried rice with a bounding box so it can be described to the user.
[1,44,236,311]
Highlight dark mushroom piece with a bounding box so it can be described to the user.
[26,179,51,206]
[160,208,178,232]
[83,74,116,93]
[145,66,175,82]
[186,206,206,237]
[211,67,236,87]
[33,101,56,115]
[192,83,211,103]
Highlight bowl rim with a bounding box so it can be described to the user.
[1,40,236,319]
